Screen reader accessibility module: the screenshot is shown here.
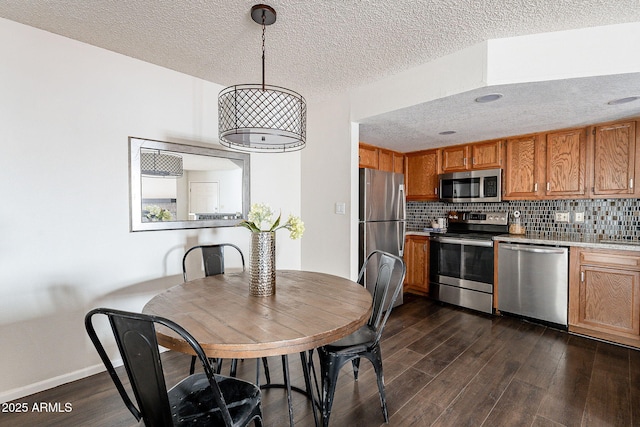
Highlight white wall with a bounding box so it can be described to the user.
[300,94,355,278]
[0,18,301,401]
[486,22,640,85]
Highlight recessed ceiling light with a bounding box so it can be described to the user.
[475,93,503,103]
[607,96,640,105]
[439,130,456,135]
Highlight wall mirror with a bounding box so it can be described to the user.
[129,137,250,231]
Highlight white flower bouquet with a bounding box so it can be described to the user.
[237,203,304,239]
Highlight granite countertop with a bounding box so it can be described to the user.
[406,231,432,236]
[493,233,640,252]
[407,228,640,251]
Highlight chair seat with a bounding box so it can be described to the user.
[169,373,261,426]
[322,325,376,354]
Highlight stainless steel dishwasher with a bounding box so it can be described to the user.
[498,243,569,327]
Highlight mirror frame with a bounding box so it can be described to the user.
[129,137,250,231]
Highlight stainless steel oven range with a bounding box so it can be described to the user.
[429,211,508,314]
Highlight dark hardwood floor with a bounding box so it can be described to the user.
[2,294,639,426]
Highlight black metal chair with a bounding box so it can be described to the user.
[182,243,245,282]
[182,244,270,383]
[317,250,406,426]
[85,307,263,427]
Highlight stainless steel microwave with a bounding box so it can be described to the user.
[439,168,502,203]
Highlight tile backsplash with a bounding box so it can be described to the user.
[407,198,640,241]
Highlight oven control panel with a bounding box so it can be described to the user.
[448,211,508,225]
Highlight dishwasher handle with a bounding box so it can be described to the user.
[500,244,567,254]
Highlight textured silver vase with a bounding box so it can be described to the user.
[250,231,276,296]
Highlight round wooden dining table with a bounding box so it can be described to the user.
[142,269,373,426]
[143,270,373,358]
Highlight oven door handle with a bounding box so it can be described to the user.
[432,236,494,247]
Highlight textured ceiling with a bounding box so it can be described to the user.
[360,73,640,151]
[1,0,640,151]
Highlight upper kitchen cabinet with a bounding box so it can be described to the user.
[406,149,440,201]
[591,121,638,197]
[441,140,503,173]
[545,127,587,198]
[359,142,404,174]
[504,128,588,200]
[441,145,469,172]
[471,140,503,169]
[358,143,379,169]
[504,134,544,199]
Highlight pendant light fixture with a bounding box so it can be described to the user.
[218,4,307,152]
[140,149,183,177]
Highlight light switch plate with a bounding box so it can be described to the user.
[335,202,346,215]
[555,211,570,222]
[574,212,585,223]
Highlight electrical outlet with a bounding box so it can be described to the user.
[574,212,585,223]
[555,211,570,222]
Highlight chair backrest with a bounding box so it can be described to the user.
[182,243,245,281]
[85,308,234,427]
[357,250,406,346]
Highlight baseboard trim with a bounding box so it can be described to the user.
[0,364,106,403]
[0,348,172,403]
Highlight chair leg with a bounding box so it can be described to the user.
[368,345,388,423]
[319,351,350,427]
[351,357,361,381]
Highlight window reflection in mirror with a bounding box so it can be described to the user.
[129,137,250,231]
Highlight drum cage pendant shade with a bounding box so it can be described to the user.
[140,150,183,177]
[218,4,307,153]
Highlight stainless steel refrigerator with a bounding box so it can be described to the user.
[359,168,406,307]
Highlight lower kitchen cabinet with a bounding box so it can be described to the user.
[404,235,429,296]
[569,248,640,348]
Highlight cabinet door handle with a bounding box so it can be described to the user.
[547,182,550,191]
[631,178,634,189]
[435,187,438,195]
[580,271,584,282]
[534,183,538,192]
[463,158,467,166]
[473,157,477,165]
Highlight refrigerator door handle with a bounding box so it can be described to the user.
[398,183,406,256]
[398,220,406,256]
[398,184,406,221]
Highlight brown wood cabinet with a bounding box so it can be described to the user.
[404,235,429,295]
[545,128,587,197]
[503,134,543,199]
[471,140,503,169]
[359,143,379,169]
[569,248,640,348]
[441,145,469,172]
[378,149,393,172]
[504,128,587,200]
[359,143,404,174]
[591,121,637,197]
[406,149,440,200]
[393,152,405,174]
[440,140,503,173]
